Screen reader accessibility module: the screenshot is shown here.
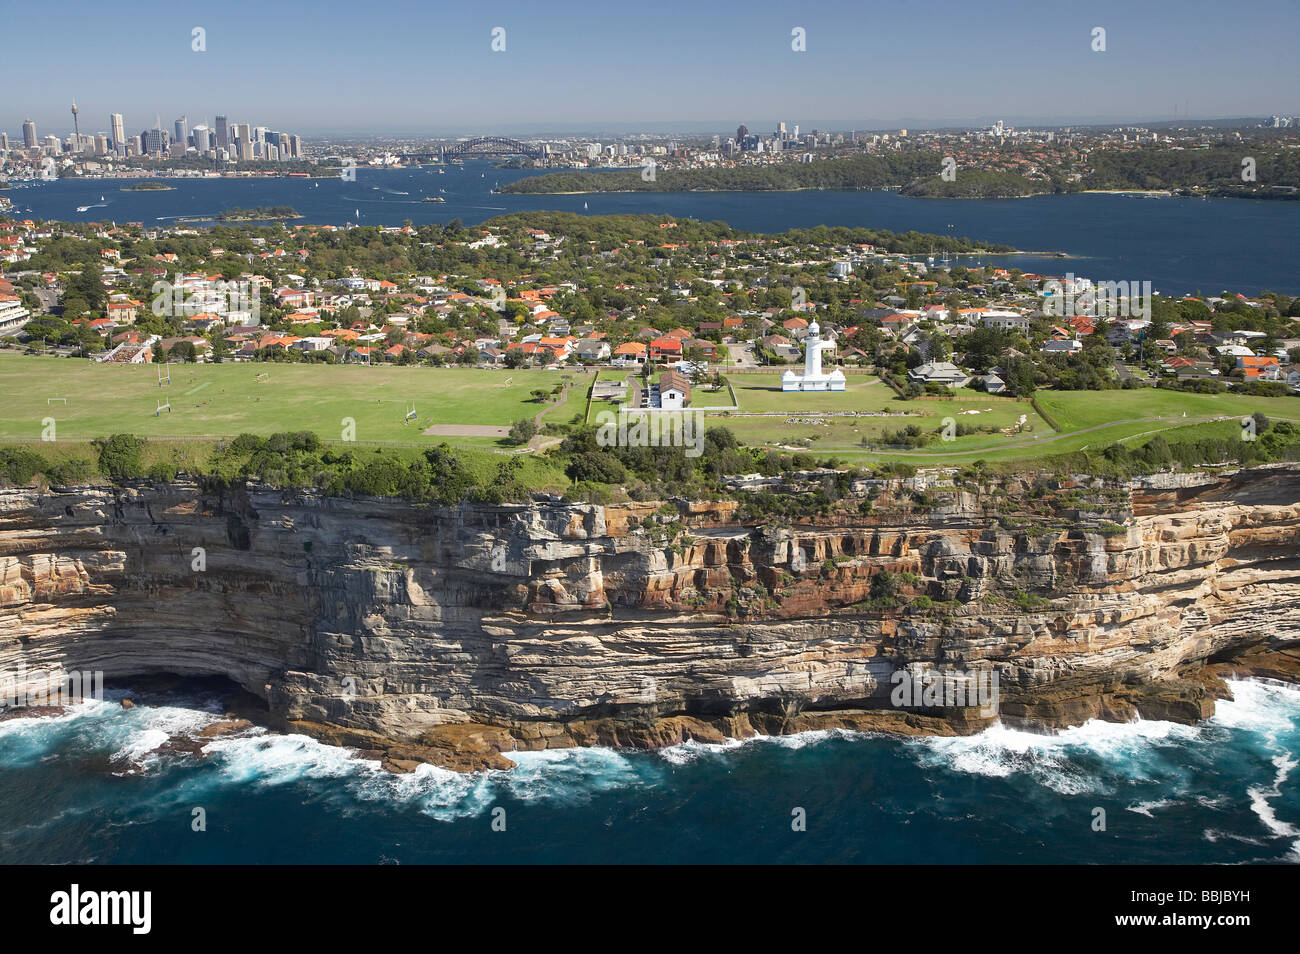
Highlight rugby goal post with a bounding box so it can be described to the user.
[47,397,67,405]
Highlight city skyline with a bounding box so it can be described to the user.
[5,0,1299,136]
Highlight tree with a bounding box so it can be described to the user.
[507,419,538,445]
[92,434,147,480]
[870,569,897,602]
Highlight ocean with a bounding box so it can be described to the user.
[6,160,1300,298]
[1,678,1296,864]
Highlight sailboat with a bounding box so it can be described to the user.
[355,208,359,218]
[583,201,588,210]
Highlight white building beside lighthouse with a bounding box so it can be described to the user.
[782,321,845,391]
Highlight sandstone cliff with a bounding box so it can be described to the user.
[1,465,1297,770]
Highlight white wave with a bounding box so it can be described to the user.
[1213,679,1300,859]
[656,734,753,764]
[362,746,654,821]
[200,730,370,786]
[1210,677,1300,735]
[1127,798,1177,817]
[1203,828,1266,846]
[1245,752,1299,856]
[909,717,1199,795]
[656,726,879,765]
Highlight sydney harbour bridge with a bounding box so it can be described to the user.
[402,137,546,163]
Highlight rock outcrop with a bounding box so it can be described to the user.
[1,465,1297,771]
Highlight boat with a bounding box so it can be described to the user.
[423,196,445,202]
[99,195,104,201]
[355,208,359,217]
[583,201,588,210]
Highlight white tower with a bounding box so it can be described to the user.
[805,321,824,379]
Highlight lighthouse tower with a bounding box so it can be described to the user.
[782,321,845,392]
[804,321,825,379]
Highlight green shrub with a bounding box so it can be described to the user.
[0,448,47,485]
[92,434,147,480]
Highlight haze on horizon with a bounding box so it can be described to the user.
[6,0,1299,138]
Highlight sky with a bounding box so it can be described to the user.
[6,0,1300,138]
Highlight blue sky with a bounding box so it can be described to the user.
[7,0,1300,137]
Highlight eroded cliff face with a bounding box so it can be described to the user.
[1,466,1297,770]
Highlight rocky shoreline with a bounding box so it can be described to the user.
[2,465,1297,772]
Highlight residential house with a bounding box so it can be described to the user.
[659,369,691,410]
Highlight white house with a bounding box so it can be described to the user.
[1041,338,1083,354]
[659,369,691,410]
[979,310,1030,333]
[0,295,31,335]
[908,361,971,388]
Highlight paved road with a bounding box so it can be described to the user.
[726,343,758,369]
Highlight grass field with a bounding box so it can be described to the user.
[710,371,1300,462]
[3,353,1297,467]
[0,355,590,448]
[718,372,1047,456]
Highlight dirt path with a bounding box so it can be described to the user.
[423,424,510,437]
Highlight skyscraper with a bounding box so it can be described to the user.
[174,116,188,149]
[22,119,37,148]
[110,113,125,152]
[236,123,253,160]
[143,125,169,156]
[215,115,229,151]
[736,124,748,141]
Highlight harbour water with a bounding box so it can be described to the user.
[7,161,1300,297]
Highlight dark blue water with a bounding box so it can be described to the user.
[8,161,1300,297]
[1,679,1296,864]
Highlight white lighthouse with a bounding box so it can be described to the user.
[782,321,845,391]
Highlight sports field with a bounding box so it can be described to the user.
[2,354,1297,464]
[0,355,589,448]
[718,372,1048,457]
[712,371,1300,462]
